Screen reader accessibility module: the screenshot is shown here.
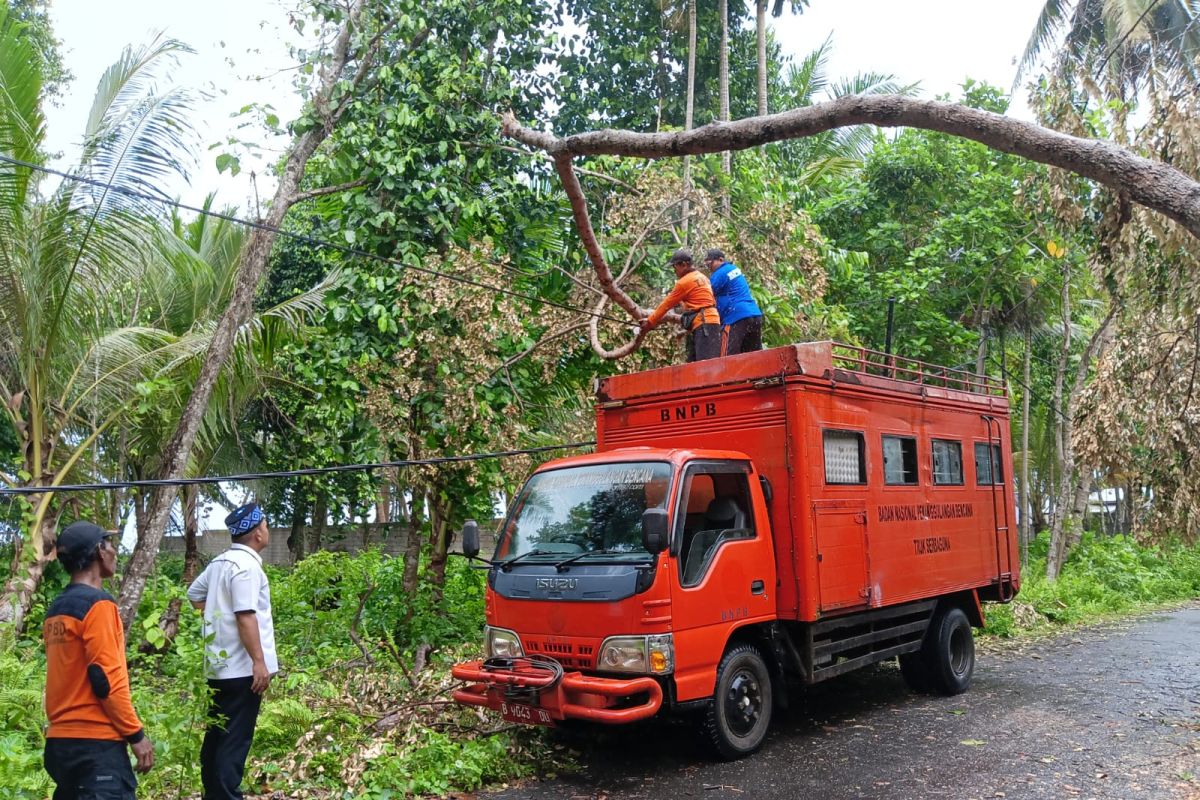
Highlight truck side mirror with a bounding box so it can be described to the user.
[641,508,669,555]
[461,519,480,559]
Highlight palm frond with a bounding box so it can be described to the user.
[784,34,833,106]
[76,36,196,216]
[0,4,46,210]
[1015,0,1078,87]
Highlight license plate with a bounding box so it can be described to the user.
[500,700,555,727]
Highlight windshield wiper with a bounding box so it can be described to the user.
[554,549,642,572]
[500,549,554,571]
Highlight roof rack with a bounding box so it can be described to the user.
[831,343,1006,397]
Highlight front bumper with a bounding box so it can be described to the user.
[451,659,664,724]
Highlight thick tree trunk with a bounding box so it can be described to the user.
[428,490,451,606]
[1046,264,1072,579]
[376,482,391,525]
[115,0,373,631]
[401,485,422,598]
[756,0,768,115]
[1020,328,1033,561]
[975,327,988,378]
[311,493,327,554]
[288,499,307,563]
[155,485,201,647]
[719,0,731,213]
[681,0,697,240]
[0,493,61,634]
[1046,312,1116,580]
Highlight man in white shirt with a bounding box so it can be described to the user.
[187,503,277,800]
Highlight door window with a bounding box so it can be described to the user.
[677,468,756,587]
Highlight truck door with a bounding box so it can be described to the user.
[669,461,776,700]
[812,501,870,611]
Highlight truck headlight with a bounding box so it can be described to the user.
[484,626,524,658]
[598,634,674,674]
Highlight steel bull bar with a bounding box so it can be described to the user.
[451,660,663,724]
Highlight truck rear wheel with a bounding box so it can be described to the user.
[925,606,974,695]
[702,644,773,760]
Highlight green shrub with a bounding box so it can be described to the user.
[984,534,1200,636]
[0,643,52,798]
[360,728,532,798]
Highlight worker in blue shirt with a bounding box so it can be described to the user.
[704,249,763,356]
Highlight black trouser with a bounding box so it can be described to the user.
[687,323,722,362]
[44,738,136,800]
[200,677,262,800]
[721,315,763,356]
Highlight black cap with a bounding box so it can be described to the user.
[703,248,725,263]
[668,248,693,266]
[57,521,112,572]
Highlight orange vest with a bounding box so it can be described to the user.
[648,270,721,331]
[43,583,144,742]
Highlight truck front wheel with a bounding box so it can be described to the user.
[925,606,975,695]
[702,644,773,760]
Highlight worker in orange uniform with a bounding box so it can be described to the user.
[639,248,722,362]
[43,521,154,799]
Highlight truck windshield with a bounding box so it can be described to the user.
[495,462,672,562]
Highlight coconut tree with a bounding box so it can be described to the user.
[754,0,810,115]
[1017,0,1200,96]
[0,20,198,632]
[769,36,910,193]
[116,197,338,637]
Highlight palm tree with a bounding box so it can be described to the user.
[0,19,197,632]
[719,0,730,207]
[1016,0,1200,96]
[755,0,810,115]
[682,0,697,239]
[117,197,338,633]
[770,36,911,193]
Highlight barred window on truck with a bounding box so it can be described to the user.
[823,430,867,485]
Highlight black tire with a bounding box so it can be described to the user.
[702,644,773,760]
[898,651,932,693]
[924,606,975,695]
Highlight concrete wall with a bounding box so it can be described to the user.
[159,522,498,566]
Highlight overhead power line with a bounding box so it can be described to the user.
[0,154,631,325]
[0,441,596,496]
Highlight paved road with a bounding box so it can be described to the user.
[485,604,1200,800]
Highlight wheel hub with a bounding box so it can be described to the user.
[725,669,762,736]
[949,626,970,675]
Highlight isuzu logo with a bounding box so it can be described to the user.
[535,577,578,590]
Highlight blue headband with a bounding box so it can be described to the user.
[226,504,264,537]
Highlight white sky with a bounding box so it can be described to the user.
[45,0,1049,207]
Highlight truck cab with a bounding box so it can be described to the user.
[454,448,779,753]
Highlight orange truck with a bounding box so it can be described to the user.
[452,342,1019,758]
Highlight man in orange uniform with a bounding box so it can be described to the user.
[639,248,722,362]
[43,521,154,799]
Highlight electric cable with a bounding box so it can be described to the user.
[0,441,595,496]
[0,153,632,325]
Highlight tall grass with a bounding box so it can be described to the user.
[984,533,1200,637]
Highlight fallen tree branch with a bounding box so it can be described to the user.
[503,94,1200,242]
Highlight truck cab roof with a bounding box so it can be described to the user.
[533,447,752,474]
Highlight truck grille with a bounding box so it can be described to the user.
[523,639,596,669]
